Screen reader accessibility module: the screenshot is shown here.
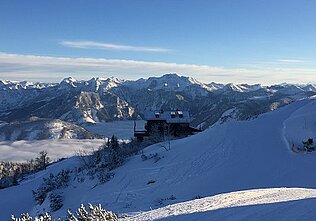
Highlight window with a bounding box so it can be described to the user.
[177,111,183,118]
[170,111,176,118]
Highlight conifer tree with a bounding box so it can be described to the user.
[35,151,50,170]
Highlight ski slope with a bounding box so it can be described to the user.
[1,97,316,220]
[128,188,316,221]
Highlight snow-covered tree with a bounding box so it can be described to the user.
[12,204,117,221]
[11,213,32,221]
[12,213,52,221]
[66,209,78,221]
[75,204,118,221]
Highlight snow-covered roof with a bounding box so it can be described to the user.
[144,110,190,123]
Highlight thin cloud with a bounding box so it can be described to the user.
[276,59,306,63]
[60,40,171,52]
[0,52,316,85]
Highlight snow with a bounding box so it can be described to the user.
[82,109,99,124]
[220,83,263,93]
[47,121,69,139]
[248,95,272,100]
[0,139,104,162]
[1,97,316,220]
[80,97,316,216]
[0,80,55,90]
[283,99,316,148]
[124,73,210,92]
[0,157,81,219]
[207,82,225,91]
[214,107,238,125]
[1,76,314,100]
[302,84,316,92]
[60,77,78,88]
[128,188,316,221]
[102,77,124,91]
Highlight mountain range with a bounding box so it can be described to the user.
[1,74,316,140]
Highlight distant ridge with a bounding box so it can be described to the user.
[0,74,315,140]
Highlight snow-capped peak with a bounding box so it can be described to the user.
[207,82,225,91]
[127,73,207,91]
[61,77,77,84]
[223,83,246,92]
[187,76,203,85]
[107,76,124,84]
[0,80,54,90]
[60,77,79,88]
[102,76,124,91]
[221,83,263,93]
[0,80,13,85]
[301,84,316,92]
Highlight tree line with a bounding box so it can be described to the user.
[0,151,50,189]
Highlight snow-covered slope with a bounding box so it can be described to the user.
[129,188,316,221]
[80,97,316,215]
[0,157,82,219]
[1,97,316,220]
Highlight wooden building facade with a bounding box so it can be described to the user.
[134,110,200,141]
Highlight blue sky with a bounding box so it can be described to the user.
[0,0,316,84]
